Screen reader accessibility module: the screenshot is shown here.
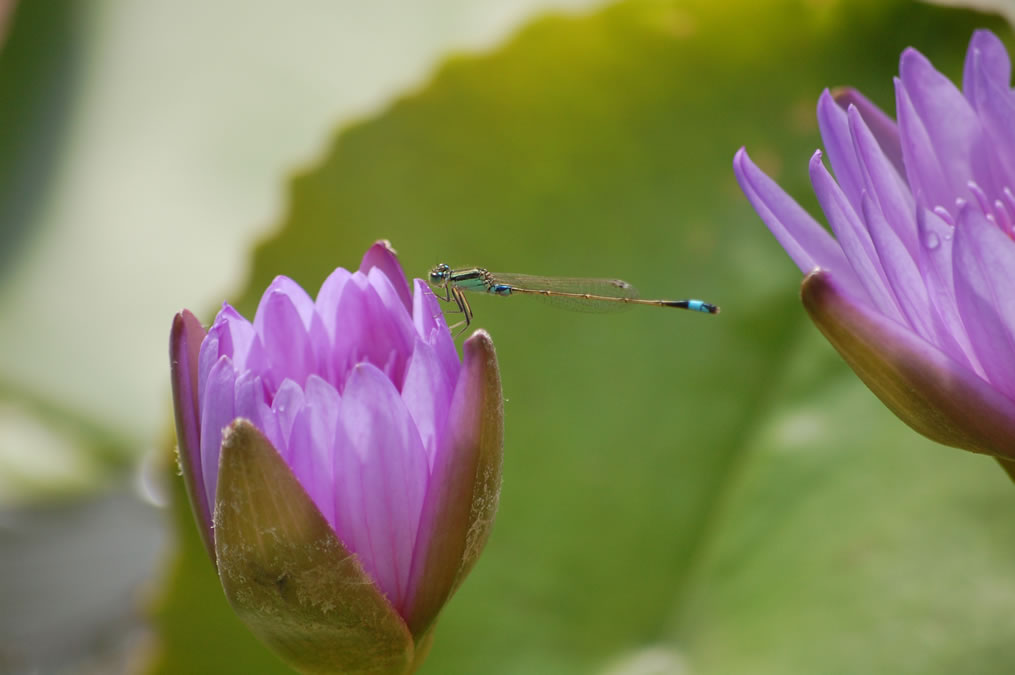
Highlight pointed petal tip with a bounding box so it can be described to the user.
[372,238,398,255]
[806,151,827,185]
[266,274,291,290]
[892,76,904,99]
[217,417,287,476]
[970,29,1003,50]
[360,239,402,269]
[171,308,188,332]
[220,416,258,450]
[829,86,853,104]
[732,147,750,180]
[360,239,412,310]
[899,45,928,72]
[462,330,500,381]
[800,267,835,307]
[817,86,837,109]
[816,88,841,129]
[170,308,204,345]
[170,309,203,383]
[463,328,494,348]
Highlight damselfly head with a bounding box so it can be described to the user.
[429,263,452,286]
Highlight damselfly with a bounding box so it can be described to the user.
[428,263,718,331]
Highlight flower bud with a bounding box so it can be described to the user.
[735,31,1015,469]
[169,241,503,673]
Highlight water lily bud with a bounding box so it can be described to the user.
[169,241,503,673]
[734,30,1015,469]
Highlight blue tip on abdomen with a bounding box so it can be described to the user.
[688,300,709,312]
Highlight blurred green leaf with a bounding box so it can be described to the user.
[150,1,1015,673]
[0,0,608,471]
[0,383,135,504]
[0,0,138,504]
[0,0,79,274]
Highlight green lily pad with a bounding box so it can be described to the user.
[150,1,1015,673]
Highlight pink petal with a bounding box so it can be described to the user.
[952,203,1015,401]
[833,87,904,177]
[285,408,336,529]
[733,148,864,299]
[848,104,918,258]
[270,378,306,457]
[233,370,267,425]
[400,336,454,469]
[256,276,330,367]
[360,240,412,312]
[809,151,904,322]
[963,29,1011,106]
[214,304,262,370]
[898,49,983,206]
[367,267,414,325]
[859,194,934,341]
[412,279,460,385]
[197,304,263,406]
[256,287,318,391]
[334,363,428,612]
[200,355,237,510]
[256,276,317,328]
[197,332,219,413]
[304,375,341,459]
[315,266,353,342]
[914,207,984,375]
[330,274,415,390]
[967,43,1015,192]
[295,375,341,528]
[894,76,951,209]
[254,399,281,461]
[817,89,864,211]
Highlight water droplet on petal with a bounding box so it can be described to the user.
[943,230,953,241]
[923,231,940,250]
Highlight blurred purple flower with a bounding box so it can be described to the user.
[169,241,503,673]
[735,30,1015,468]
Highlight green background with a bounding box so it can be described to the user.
[5,0,1015,673]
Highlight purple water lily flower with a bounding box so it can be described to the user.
[735,30,1015,471]
[169,241,503,674]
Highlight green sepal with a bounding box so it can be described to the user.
[801,269,1015,461]
[214,418,415,675]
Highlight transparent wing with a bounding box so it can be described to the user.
[487,272,640,313]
